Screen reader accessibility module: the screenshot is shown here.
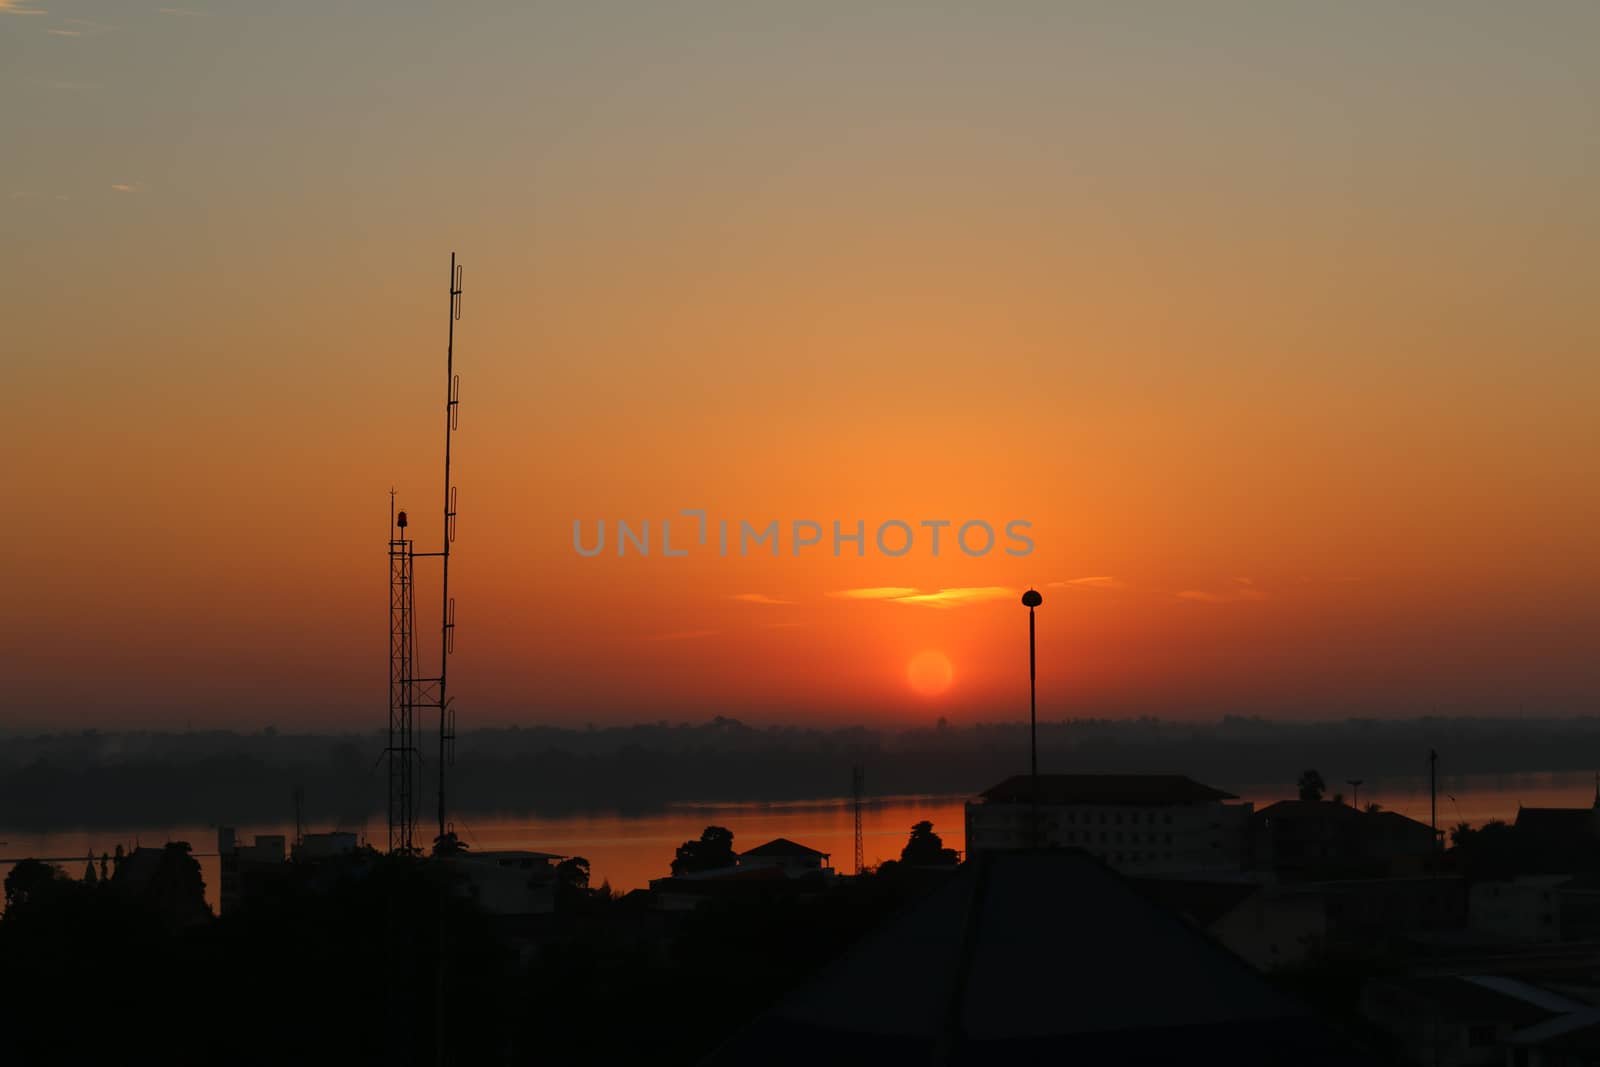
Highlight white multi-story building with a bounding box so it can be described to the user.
[964,774,1253,875]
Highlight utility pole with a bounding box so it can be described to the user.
[1429,749,1439,852]
[1022,588,1043,848]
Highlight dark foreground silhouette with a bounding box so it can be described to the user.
[0,840,968,1065]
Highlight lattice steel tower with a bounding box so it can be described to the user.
[852,764,865,876]
[387,254,463,855]
[388,495,419,854]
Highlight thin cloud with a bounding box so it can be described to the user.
[110,182,147,192]
[728,593,793,606]
[829,586,1016,609]
[158,6,211,14]
[1048,576,1126,590]
[1177,578,1269,604]
[50,16,112,35]
[828,587,923,602]
[891,587,1016,609]
[0,1,47,15]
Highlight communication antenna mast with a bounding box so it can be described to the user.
[386,254,464,855]
[436,254,462,843]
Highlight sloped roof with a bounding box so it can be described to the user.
[980,774,1237,806]
[741,838,829,860]
[1256,799,1362,820]
[1256,801,1433,834]
[701,851,1363,1065]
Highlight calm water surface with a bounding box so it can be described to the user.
[4,771,1596,914]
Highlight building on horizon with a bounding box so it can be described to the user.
[648,836,836,911]
[217,828,286,916]
[963,774,1253,875]
[292,831,358,862]
[441,849,564,916]
[737,837,834,879]
[1250,799,1436,881]
[1512,787,1600,873]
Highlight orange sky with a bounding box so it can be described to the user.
[2,3,1596,729]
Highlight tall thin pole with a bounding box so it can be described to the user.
[438,255,462,842]
[1429,749,1438,852]
[1022,588,1042,848]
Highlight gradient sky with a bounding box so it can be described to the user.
[3,1,1597,730]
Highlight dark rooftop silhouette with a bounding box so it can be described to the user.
[740,838,829,860]
[702,850,1366,1065]
[979,773,1238,806]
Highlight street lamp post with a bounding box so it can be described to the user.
[1022,588,1043,847]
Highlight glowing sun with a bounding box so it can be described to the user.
[907,649,954,696]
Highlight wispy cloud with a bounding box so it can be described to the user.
[49,16,112,35]
[0,1,48,16]
[644,628,719,643]
[110,182,147,193]
[829,586,1016,609]
[1048,576,1126,590]
[1177,578,1269,604]
[728,593,793,606]
[828,587,923,602]
[157,6,210,14]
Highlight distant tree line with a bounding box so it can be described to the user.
[7,714,1600,827]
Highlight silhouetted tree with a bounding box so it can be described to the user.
[900,821,959,867]
[1297,769,1327,802]
[98,852,109,882]
[3,859,62,911]
[432,831,469,856]
[555,856,590,891]
[83,852,97,885]
[1365,802,1383,814]
[111,842,208,928]
[672,826,736,875]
